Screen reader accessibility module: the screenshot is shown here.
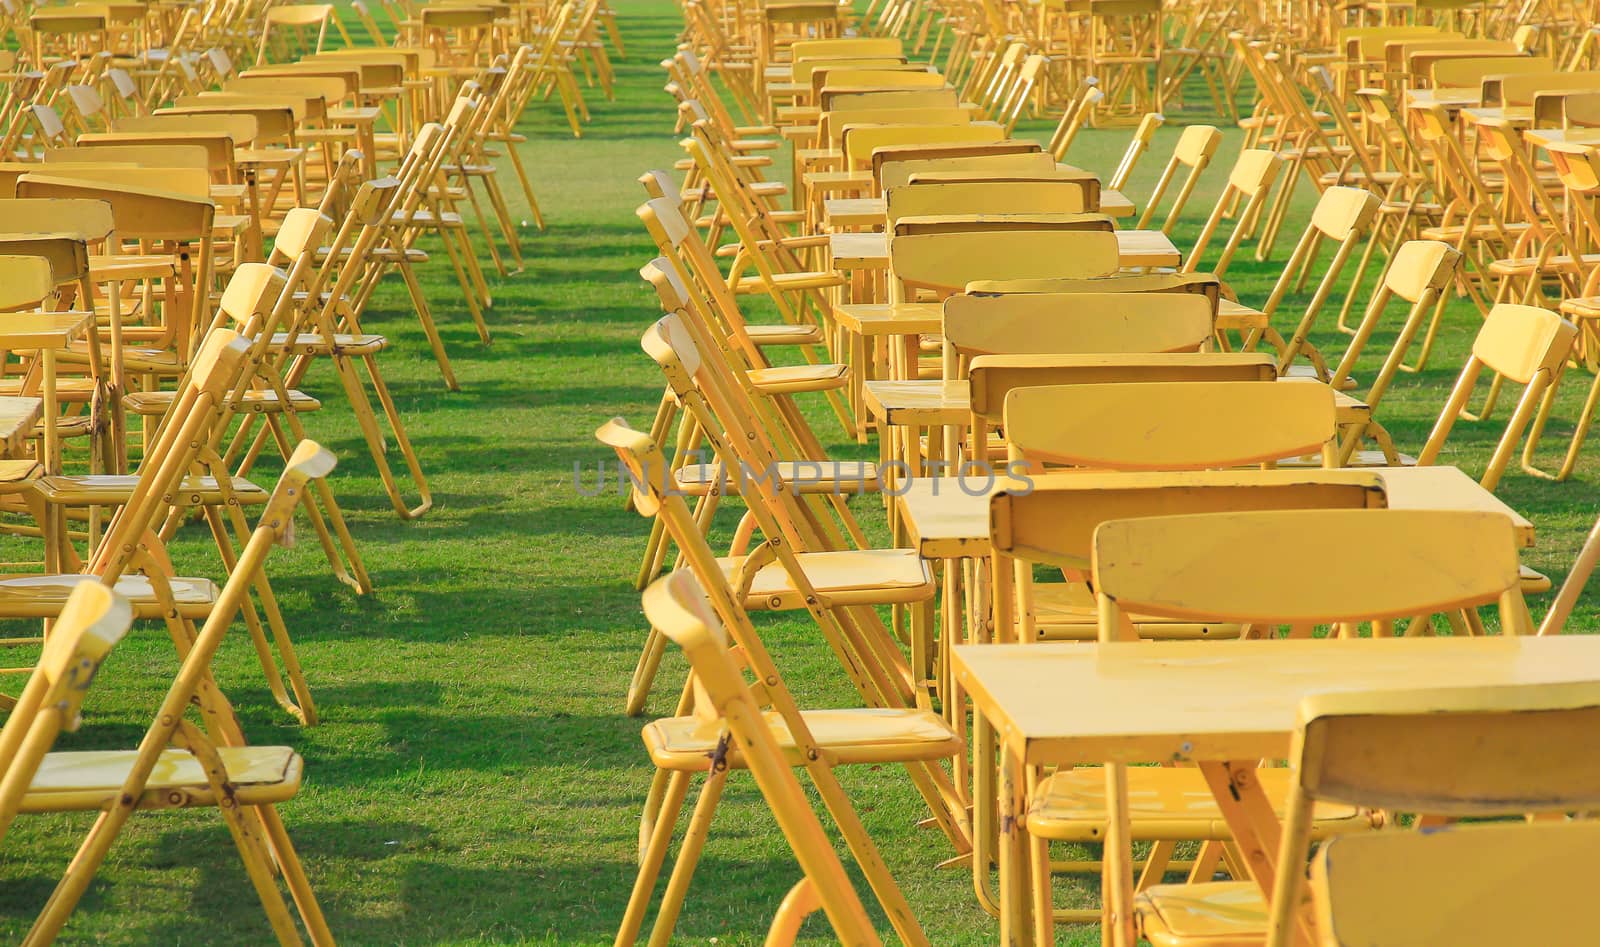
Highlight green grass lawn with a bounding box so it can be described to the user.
[2,2,1598,944]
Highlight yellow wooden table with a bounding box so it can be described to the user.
[953,636,1600,945]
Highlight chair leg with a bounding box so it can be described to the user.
[480,173,525,270]
[360,355,435,519]
[396,255,462,390]
[645,766,727,946]
[206,504,318,725]
[23,807,128,944]
[258,806,335,946]
[273,413,373,594]
[616,769,692,947]
[626,626,669,717]
[461,178,510,277]
[504,143,546,230]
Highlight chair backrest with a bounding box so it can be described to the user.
[1108,111,1164,191]
[889,229,1120,300]
[45,144,210,169]
[1495,69,1600,106]
[0,583,132,844]
[842,122,1006,169]
[791,37,902,61]
[992,469,1388,577]
[868,140,1042,192]
[1005,380,1337,470]
[822,88,959,111]
[965,272,1222,308]
[877,151,1056,191]
[944,292,1213,362]
[1093,509,1530,636]
[969,353,1276,424]
[1310,819,1600,947]
[1331,239,1462,403]
[91,329,251,581]
[1429,54,1554,90]
[0,255,56,311]
[1136,124,1221,232]
[819,107,976,147]
[1182,149,1283,276]
[1262,680,1600,946]
[886,178,1095,223]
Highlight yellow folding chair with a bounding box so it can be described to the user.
[1088,508,1536,947]
[606,424,966,945]
[17,442,339,946]
[635,570,886,947]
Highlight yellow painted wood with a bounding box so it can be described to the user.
[1311,821,1600,947]
[1004,380,1337,470]
[1093,509,1522,624]
[951,636,1600,768]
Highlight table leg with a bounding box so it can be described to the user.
[998,739,1035,945]
[41,348,58,477]
[1197,759,1286,896]
[972,708,1001,916]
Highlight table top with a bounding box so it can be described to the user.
[1461,106,1533,126]
[0,395,42,457]
[825,196,887,228]
[1406,88,1482,110]
[955,635,1600,765]
[862,378,968,425]
[832,302,942,335]
[1101,188,1134,218]
[829,228,1179,270]
[0,311,91,348]
[1521,126,1600,149]
[328,106,383,123]
[899,464,1537,559]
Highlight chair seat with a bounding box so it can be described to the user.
[1559,295,1600,319]
[1420,221,1530,241]
[34,473,268,505]
[1487,253,1600,277]
[1280,364,1359,390]
[747,362,847,394]
[0,573,217,618]
[1136,882,1266,947]
[0,460,40,485]
[63,341,180,373]
[1028,766,1365,841]
[675,460,877,495]
[735,270,846,294]
[716,548,934,609]
[87,253,177,281]
[1029,584,1242,641]
[1216,298,1268,332]
[21,745,302,812]
[0,377,95,402]
[125,387,321,416]
[643,706,960,770]
[270,332,387,355]
[746,323,824,346]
